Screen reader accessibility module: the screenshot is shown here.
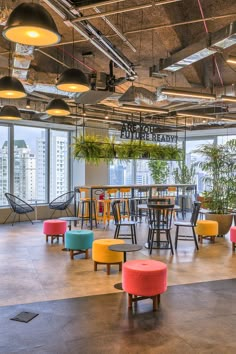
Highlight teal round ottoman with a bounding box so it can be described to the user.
[65,230,94,260]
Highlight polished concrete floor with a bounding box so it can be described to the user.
[0,219,236,353]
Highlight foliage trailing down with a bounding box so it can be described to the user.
[194,139,236,214]
[73,135,182,165]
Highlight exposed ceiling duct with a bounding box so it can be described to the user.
[119,86,156,105]
[159,22,236,72]
[12,44,34,81]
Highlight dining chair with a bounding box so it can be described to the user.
[111,200,137,244]
[147,203,174,255]
[174,201,201,250]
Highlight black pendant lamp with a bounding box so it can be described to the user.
[2,3,61,47]
[0,76,26,99]
[0,105,22,120]
[56,68,90,93]
[45,98,70,116]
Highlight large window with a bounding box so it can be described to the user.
[0,124,71,207]
[50,130,69,201]
[14,126,47,203]
[0,127,9,205]
[186,139,214,193]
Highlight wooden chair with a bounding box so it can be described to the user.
[174,201,201,250]
[147,203,174,255]
[111,200,137,244]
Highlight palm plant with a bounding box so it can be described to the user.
[195,139,236,214]
[148,160,169,183]
[173,160,196,184]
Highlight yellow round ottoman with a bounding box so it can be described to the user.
[195,220,218,243]
[92,239,125,275]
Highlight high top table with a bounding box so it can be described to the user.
[74,184,197,230]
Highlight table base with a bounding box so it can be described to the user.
[145,241,170,249]
[114,282,123,291]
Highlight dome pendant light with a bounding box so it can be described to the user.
[2,3,61,47]
[56,68,90,93]
[0,76,26,99]
[45,98,70,116]
[0,105,22,120]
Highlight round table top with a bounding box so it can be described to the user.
[138,203,180,210]
[59,216,80,222]
[108,244,142,253]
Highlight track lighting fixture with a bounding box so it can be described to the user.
[162,88,216,100]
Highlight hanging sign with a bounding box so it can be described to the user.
[120,122,177,143]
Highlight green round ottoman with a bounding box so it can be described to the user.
[65,230,94,260]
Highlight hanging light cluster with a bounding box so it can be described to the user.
[0,2,90,120]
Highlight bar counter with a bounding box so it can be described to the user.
[74,184,197,229]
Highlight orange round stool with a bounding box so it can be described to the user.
[92,239,125,275]
[122,259,167,311]
[43,219,67,244]
[195,220,218,243]
[230,226,236,252]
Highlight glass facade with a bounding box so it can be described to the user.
[0,124,71,206]
[50,130,69,200]
[0,127,9,206]
[109,133,236,194]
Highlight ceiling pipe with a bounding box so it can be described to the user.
[93,7,136,53]
[124,13,236,36]
[43,0,136,77]
[45,13,236,49]
[77,0,125,11]
[73,3,153,22]
[73,0,182,22]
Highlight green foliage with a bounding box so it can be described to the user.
[148,160,169,184]
[195,139,236,214]
[173,160,196,184]
[73,135,182,164]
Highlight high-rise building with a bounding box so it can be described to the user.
[0,141,8,205]
[36,137,46,201]
[50,135,68,199]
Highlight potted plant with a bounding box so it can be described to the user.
[195,139,236,235]
[173,159,196,185]
[148,160,169,184]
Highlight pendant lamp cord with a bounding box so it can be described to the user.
[8,43,11,76]
[72,27,75,67]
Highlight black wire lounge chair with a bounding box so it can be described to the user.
[3,193,35,226]
[49,191,74,218]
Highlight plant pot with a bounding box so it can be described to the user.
[205,213,233,236]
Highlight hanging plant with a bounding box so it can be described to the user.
[73,134,182,164]
[102,136,116,163]
[116,140,142,160]
[73,135,102,164]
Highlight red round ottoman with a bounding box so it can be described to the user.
[122,259,167,311]
[230,226,236,251]
[43,219,67,244]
